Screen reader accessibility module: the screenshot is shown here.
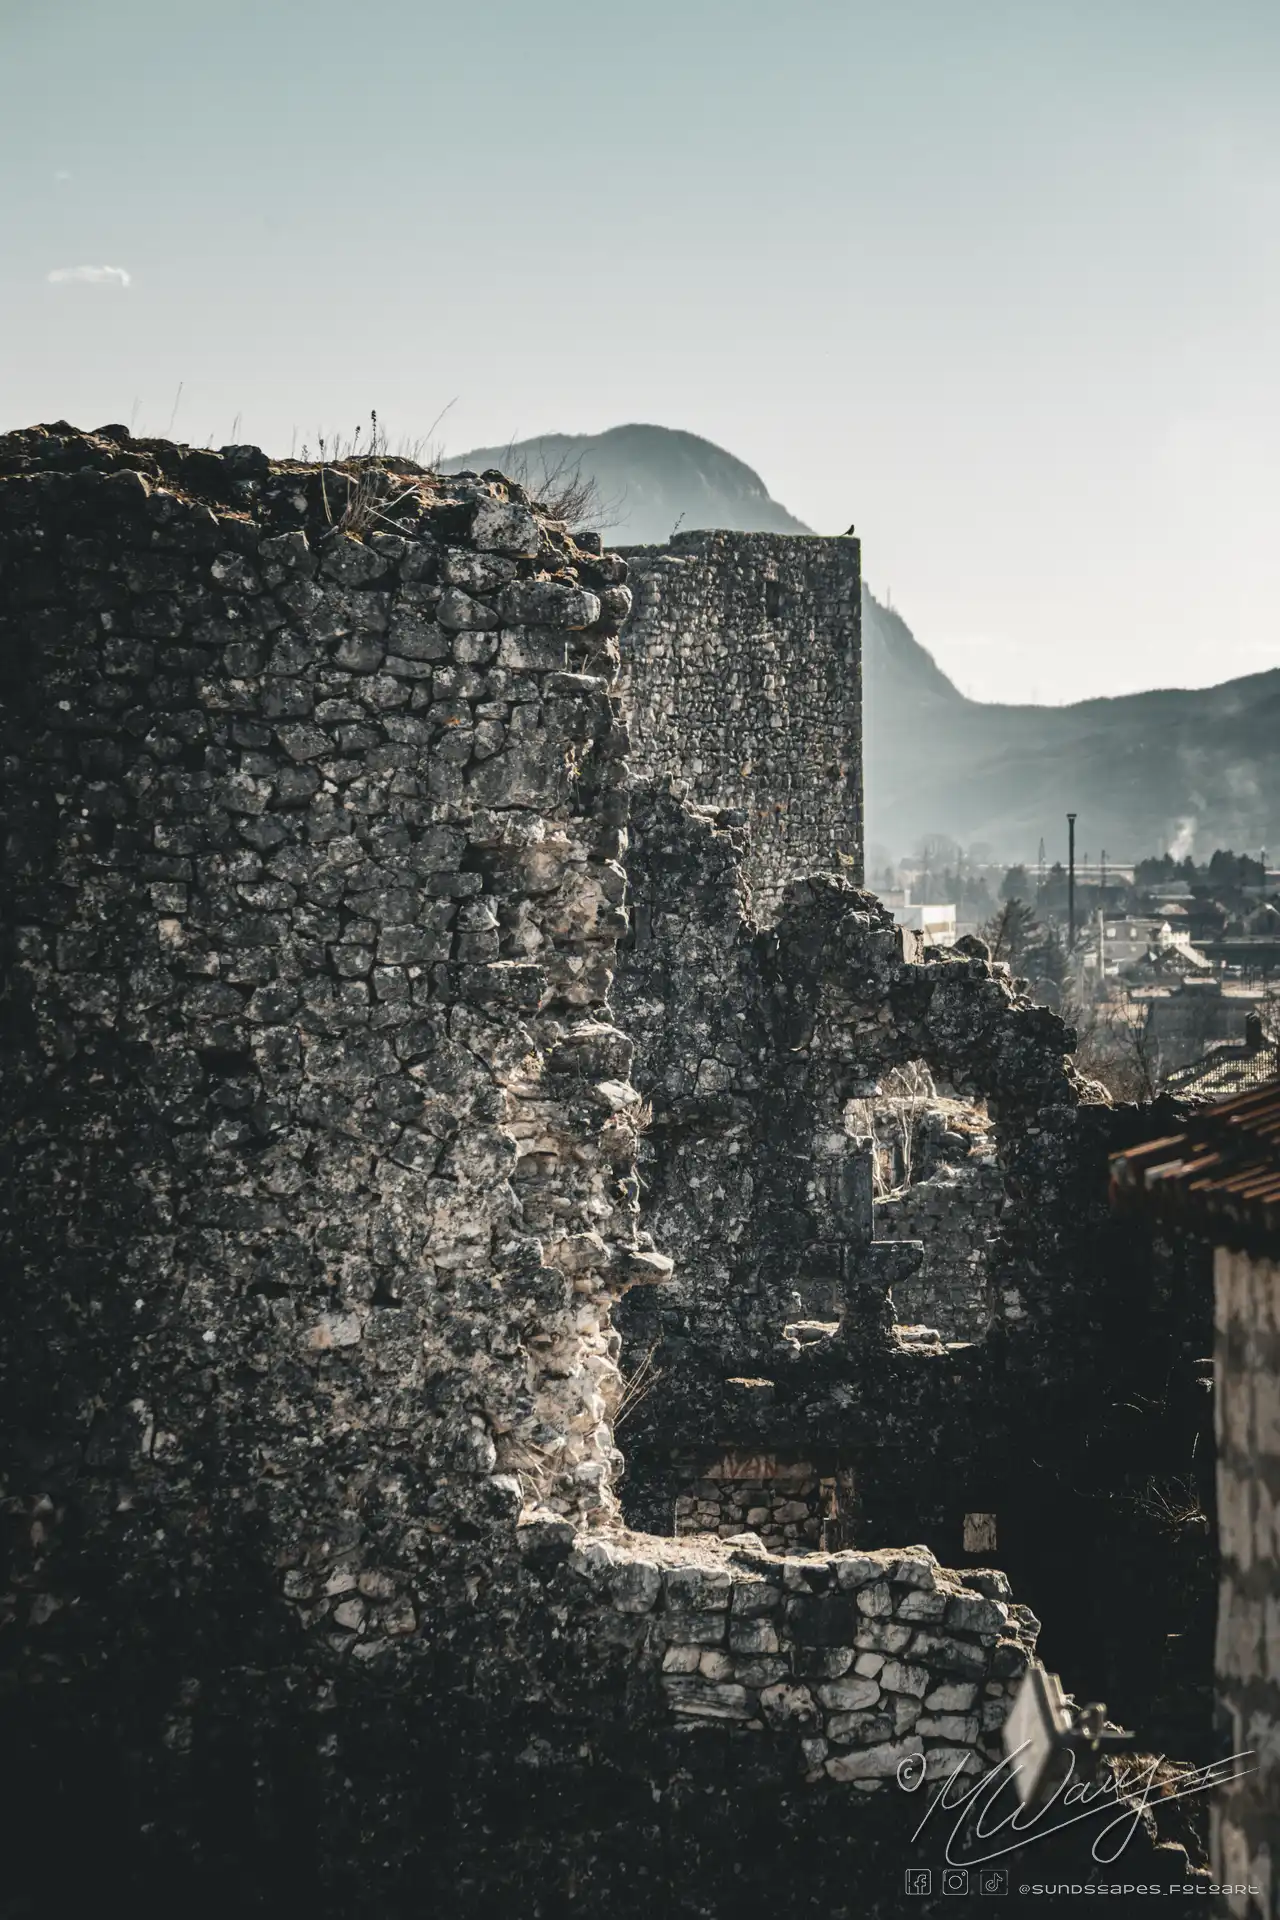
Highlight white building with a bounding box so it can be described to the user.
[883,890,957,948]
[1088,914,1211,980]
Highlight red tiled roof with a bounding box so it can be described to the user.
[1110,1081,1280,1254]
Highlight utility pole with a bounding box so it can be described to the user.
[1067,813,1077,950]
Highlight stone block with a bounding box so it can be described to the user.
[825,1738,922,1780]
[815,1676,880,1712]
[991,1639,1030,1679]
[793,1646,856,1679]
[728,1617,779,1654]
[915,1712,979,1743]
[662,1646,700,1674]
[608,1559,661,1613]
[663,1678,752,1721]
[733,1656,789,1687]
[910,1632,988,1679]
[498,580,600,630]
[826,1710,895,1745]
[471,498,541,557]
[731,1582,782,1617]
[759,1682,821,1731]
[854,1622,913,1655]
[661,1612,726,1647]
[856,1582,894,1618]
[946,1592,1009,1637]
[887,1550,940,1591]
[923,1681,977,1712]
[896,1589,947,1622]
[880,1660,931,1698]
[436,588,500,632]
[891,1695,923,1735]
[663,1565,732,1611]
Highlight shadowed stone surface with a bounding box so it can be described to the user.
[0,426,1213,1916]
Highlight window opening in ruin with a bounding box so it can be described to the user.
[964,1512,999,1554]
[671,1450,857,1554]
[764,577,783,619]
[845,1060,938,1198]
[844,1063,1002,1346]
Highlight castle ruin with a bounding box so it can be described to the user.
[0,427,1224,1914]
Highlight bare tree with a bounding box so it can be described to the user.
[1071,994,1163,1102]
[489,440,625,534]
[846,1061,937,1197]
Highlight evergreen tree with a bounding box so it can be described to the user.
[1027,924,1069,997]
[981,898,1039,968]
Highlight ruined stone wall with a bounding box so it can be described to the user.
[569,1531,1038,1786]
[620,530,862,917]
[0,427,680,1906]
[875,1149,1005,1342]
[615,787,1219,1764]
[0,426,660,1550]
[0,427,1212,1913]
[669,1449,851,1553]
[1212,1246,1280,1916]
[614,784,1088,1384]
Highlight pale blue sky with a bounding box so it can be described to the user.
[3,0,1277,703]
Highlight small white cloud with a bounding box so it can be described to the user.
[54,169,72,182]
[47,264,131,288]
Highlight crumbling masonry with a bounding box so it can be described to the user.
[0,429,1218,1915]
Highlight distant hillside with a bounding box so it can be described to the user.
[442,423,810,546]
[445,424,1280,862]
[861,593,1280,860]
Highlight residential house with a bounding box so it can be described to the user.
[1112,1086,1280,1917]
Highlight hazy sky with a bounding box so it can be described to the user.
[3,0,1277,704]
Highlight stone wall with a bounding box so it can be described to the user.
[0,428,681,1909]
[0,426,1213,1913]
[843,1077,1003,1341]
[0,425,667,1552]
[1212,1245,1280,1917]
[614,785,1219,1765]
[613,782,1097,1383]
[620,530,862,918]
[568,1530,1038,1786]
[669,1449,853,1553]
[875,1133,1005,1343]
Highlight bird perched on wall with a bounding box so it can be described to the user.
[843,524,856,536]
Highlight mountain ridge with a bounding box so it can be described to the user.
[442,423,811,545]
[445,425,1280,860]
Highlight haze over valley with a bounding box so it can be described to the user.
[445,425,1280,865]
